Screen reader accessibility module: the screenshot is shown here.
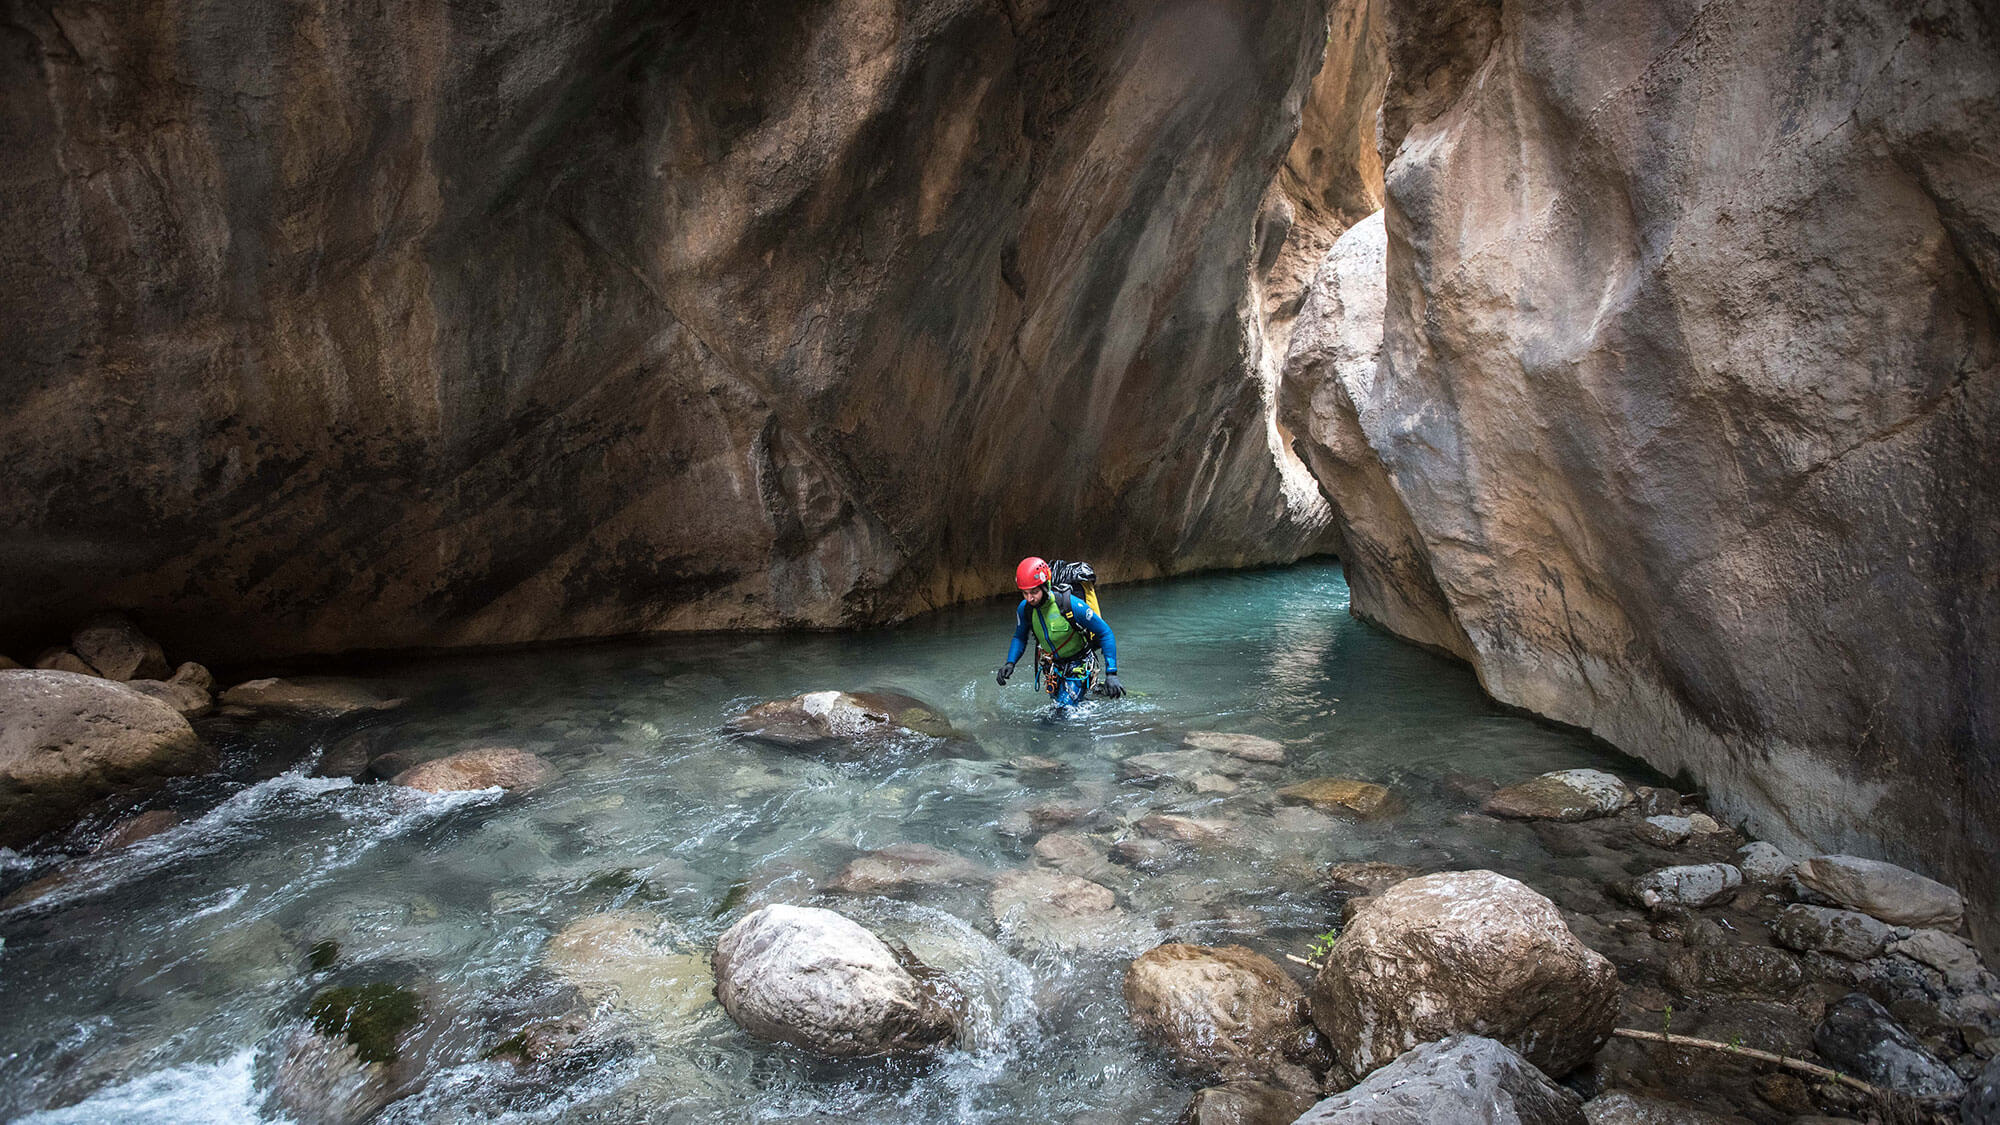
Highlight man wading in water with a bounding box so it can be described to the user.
[996,556,1123,709]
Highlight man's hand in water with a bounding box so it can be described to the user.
[1102,673,1124,698]
[996,661,1015,687]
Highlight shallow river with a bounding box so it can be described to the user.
[0,562,1655,1123]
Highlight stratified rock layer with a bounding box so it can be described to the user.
[0,0,1338,662]
[1280,0,2000,945]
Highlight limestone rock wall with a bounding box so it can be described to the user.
[1284,0,1999,940]
[0,0,1339,661]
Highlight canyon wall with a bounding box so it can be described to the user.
[0,0,1338,661]
[1285,0,2000,939]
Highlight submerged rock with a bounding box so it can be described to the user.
[1812,992,1966,1102]
[0,670,211,847]
[1182,732,1287,763]
[989,867,1150,953]
[826,843,988,896]
[1135,814,1238,847]
[274,982,428,1125]
[1124,943,1321,1090]
[1276,777,1399,819]
[1770,904,1893,961]
[1324,861,1419,899]
[92,808,182,854]
[1120,748,1257,785]
[69,614,170,681]
[712,904,958,1058]
[1176,1081,1317,1125]
[1311,870,1619,1080]
[1293,1035,1585,1124]
[221,677,405,716]
[726,691,963,757]
[1484,769,1634,822]
[544,912,713,1023]
[1794,855,1964,929]
[390,747,553,793]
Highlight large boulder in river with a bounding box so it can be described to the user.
[1292,1035,1586,1125]
[712,904,958,1058]
[1793,855,1964,929]
[1311,870,1619,1080]
[726,691,963,757]
[1484,770,1634,822]
[1124,943,1322,1091]
[0,670,212,847]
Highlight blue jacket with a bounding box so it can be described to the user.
[1005,593,1116,671]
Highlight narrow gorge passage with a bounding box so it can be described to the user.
[1,0,1996,1121]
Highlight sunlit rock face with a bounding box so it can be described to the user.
[0,0,1337,661]
[1287,0,1999,941]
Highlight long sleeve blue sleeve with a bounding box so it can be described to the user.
[1005,601,1031,665]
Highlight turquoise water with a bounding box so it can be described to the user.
[0,562,1644,1122]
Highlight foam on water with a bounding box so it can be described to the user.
[12,1048,284,1125]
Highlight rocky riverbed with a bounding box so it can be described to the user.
[3,568,1994,1123]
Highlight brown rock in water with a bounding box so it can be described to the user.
[1125,943,1322,1090]
[391,747,552,793]
[94,809,183,853]
[0,670,211,847]
[1176,1081,1318,1125]
[221,677,404,716]
[70,614,170,681]
[1276,777,1399,819]
[1311,870,1620,1080]
[1324,861,1419,898]
[1136,814,1238,847]
[0,0,1337,667]
[1279,0,2000,944]
[1484,770,1635,823]
[1182,732,1288,764]
[726,691,962,757]
[827,843,987,896]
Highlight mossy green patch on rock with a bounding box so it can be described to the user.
[305,982,421,1065]
[483,1031,532,1063]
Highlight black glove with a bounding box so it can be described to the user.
[996,661,1015,687]
[1102,672,1124,698]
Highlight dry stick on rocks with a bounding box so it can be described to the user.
[1610,1028,1883,1096]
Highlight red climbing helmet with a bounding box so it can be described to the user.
[1015,556,1052,592]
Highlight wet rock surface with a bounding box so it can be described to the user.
[1124,943,1321,1090]
[1176,1080,1317,1125]
[0,669,212,847]
[391,747,553,793]
[1771,905,1894,962]
[1485,770,1636,823]
[727,691,964,757]
[1275,777,1398,819]
[827,843,990,896]
[711,904,958,1058]
[1293,1035,1586,1124]
[1311,870,1621,1080]
[220,677,404,716]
